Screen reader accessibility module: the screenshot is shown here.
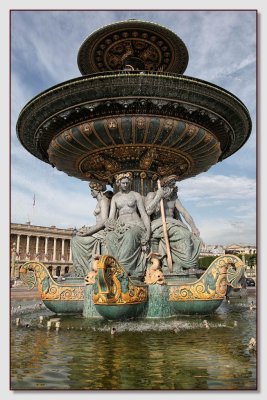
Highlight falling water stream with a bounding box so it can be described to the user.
[11,291,256,390]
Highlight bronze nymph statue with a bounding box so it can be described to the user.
[71,181,112,277]
[104,172,151,276]
[145,175,202,273]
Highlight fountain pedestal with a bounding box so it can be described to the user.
[83,285,102,318]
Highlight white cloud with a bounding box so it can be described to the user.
[178,174,256,245]
[179,174,256,202]
[11,167,256,246]
[10,10,256,247]
[199,215,256,246]
[11,163,95,229]
[12,187,94,229]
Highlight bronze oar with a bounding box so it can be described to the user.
[157,180,173,272]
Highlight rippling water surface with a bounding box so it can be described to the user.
[11,292,257,390]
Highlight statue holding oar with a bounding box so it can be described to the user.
[145,175,202,273]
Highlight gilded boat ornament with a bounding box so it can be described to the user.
[93,255,148,305]
[169,255,245,302]
[144,253,165,285]
[19,262,84,301]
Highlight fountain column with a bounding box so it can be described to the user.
[145,286,174,317]
[83,285,102,318]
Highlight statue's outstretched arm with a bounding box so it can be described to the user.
[175,199,200,237]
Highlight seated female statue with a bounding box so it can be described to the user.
[104,172,151,276]
[145,175,202,273]
[71,181,112,277]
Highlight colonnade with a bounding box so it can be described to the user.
[14,234,72,262]
[11,224,75,278]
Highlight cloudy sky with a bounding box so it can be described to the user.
[11,10,256,245]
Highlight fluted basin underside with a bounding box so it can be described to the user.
[17,71,251,184]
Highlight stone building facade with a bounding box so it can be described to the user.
[200,243,256,256]
[224,244,256,255]
[11,222,74,278]
[11,222,257,279]
[200,243,257,278]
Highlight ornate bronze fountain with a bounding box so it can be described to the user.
[17,20,250,318]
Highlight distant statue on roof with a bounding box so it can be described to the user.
[71,181,112,277]
[145,175,202,273]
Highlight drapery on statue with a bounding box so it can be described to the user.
[71,181,112,277]
[145,175,202,273]
[104,172,151,277]
[72,174,201,278]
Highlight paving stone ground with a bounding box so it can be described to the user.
[11,285,41,301]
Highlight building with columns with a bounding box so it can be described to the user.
[11,222,74,279]
[223,244,256,255]
[11,222,257,280]
[200,243,256,256]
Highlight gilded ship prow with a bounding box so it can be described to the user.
[169,255,245,302]
[91,255,148,320]
[19,261,84,314]
[19,255,245,318]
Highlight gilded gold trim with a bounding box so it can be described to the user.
[93,255,148,305]
[169,255,245,302]
[19,261,84,301]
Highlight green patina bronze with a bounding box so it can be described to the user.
[17,20,250,320]
[19,262,85,314]
[19,253,244,319]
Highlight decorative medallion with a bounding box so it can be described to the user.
[77,20,189,74]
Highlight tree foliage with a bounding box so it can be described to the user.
[198,256,218,270]
[198,253,256,270]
